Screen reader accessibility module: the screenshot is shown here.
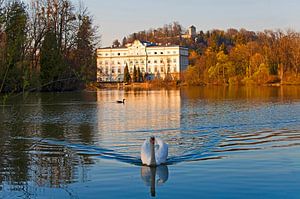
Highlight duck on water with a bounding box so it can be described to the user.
[117,99,125,103]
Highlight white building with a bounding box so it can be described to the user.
[96,40,189,82]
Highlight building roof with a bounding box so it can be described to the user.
[98,46,127,50]
[140,41,157,47]
[98,40,188,50]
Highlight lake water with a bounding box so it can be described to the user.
[0,86,300,199]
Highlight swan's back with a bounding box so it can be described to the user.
[155,137,168,165]
[141,137,168,166]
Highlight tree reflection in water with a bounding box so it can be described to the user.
[0,91,98,197]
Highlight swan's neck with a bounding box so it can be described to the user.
[150,141,156,166]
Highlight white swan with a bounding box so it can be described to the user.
[141,136,168,166]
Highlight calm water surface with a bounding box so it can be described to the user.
[0,86,300,198]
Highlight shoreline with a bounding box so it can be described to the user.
[86,81,300,91]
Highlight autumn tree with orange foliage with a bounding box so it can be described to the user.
[182,28,300,85]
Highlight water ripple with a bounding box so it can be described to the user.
[16,128,300,166]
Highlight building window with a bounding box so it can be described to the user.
[99,61,103,64]
[160,60,163,63]
[118,68,121,73]
[141,60,144,64]
[142,67,145,72]
[155,67,157,72]
[173,59,177,63]
[135,60,139,64]
[112,67,115,74]
[118,53,121,56]
[154,52,157,55]
[167,51,170,54]
[154,60,157,64]
[148,68,151,73]
[161,67,164,72]
[168,67,170,72]
[117,61,121,65]
[173,51,176,54]
[173,67,177,72]
[161,52,163,54]
[105,53,109,56]
[148,60,151,64]
[130,67,133,73]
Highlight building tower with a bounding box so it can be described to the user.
[188,25,196,38]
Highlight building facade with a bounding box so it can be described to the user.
[96,40,189,82]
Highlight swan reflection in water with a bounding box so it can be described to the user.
[141,165,169,197]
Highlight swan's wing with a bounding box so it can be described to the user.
[141,139,151,165]
[155,138,168,165]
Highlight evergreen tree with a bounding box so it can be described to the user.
[123,64,131,83]
[137,67,142,82]
[122,37,127,47]
[133,66,137,82]
[75,15,96,81]
[40,30,66,91]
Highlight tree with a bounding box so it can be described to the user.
[137,67,142,82]
[112,39,120,48]
[133,65,137,82]
[0,1,28,93]
[40,30,66,91]
[290,33,300,76]
[123,64,131,83]
[122,37,127,47]
[0,0,4,21]
[229,44,250,77]
[0,0,6,91]
[208,51,232,83]
[75,15,96,81]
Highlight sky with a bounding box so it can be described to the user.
[46,0,300,47]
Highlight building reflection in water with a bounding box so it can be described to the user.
[96,89,181,156]
[141,165,169,197]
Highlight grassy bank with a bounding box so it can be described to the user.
[87,80,180,90]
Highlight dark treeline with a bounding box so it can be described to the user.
[0,0,99,93]
[118,22,300,85]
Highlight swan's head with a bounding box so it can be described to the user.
[150,136,155,145]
